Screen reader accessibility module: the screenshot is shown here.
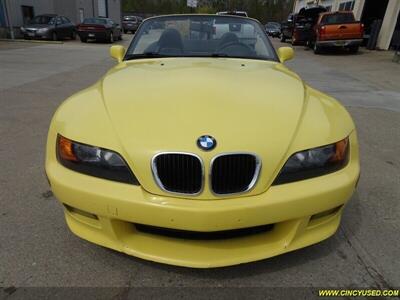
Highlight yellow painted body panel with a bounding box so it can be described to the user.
[46,57,360,268]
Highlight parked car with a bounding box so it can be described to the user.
[311,11,364,54]
[122,15,142,34]
[20,14,76,41]
[265,22,281,37]
[46,14,360,268]
[77,18,122,43]
[281,6,327,45]
[280,13,295,42]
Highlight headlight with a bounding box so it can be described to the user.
[56,135,139,185]
[37,28,48,34]
[273,137,349,185]
[20,27,26,32]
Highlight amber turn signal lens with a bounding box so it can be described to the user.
[330,138,349,163]
[58,135,78,162]
[273,136,350,185]
[56,135,139,185]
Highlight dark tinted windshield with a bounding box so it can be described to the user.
[29,16,55,25]
[321,13,355,24]
[125,15,276,61]
[83,18,107,25]
[295,15,308,25]
[266,23,280,29]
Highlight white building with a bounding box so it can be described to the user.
[293,0,400,50]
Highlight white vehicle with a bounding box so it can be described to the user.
[216,11,248,17]
[214,12,254,40]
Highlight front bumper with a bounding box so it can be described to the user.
[268,31,281,37]
[78,31,108,40]
[23,30,52,40]
[317,39,363,48]
[123,24,138,31]
[46,135,359,268]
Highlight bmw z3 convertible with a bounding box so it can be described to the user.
[46,15,360,268]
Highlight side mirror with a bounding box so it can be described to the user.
[110,45,125,63]
[277,47,294,63]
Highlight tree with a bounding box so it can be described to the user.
[122,0,295,22]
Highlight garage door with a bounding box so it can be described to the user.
[98,0,108,17]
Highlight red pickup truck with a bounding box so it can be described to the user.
[312,11,364,54]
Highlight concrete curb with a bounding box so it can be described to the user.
[0,39,64,45]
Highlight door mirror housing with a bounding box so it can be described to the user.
[277,47,294,63]
[110,45,125,63]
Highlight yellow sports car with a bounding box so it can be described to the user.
[45,15,360,268]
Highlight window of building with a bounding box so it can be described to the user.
[390,8,400,49]
[339,1,355,11]
[0,2,7,27]
[79,8,84,23]
[98,0,108,18]
[21,5,34,24]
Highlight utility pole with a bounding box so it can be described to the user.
[3,0,15,39]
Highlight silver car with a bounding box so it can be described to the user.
[122,16,142,34]
[21,14,76,41]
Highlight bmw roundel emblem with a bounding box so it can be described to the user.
[197,135,217,151]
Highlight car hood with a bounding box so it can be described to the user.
[100,58,306,198]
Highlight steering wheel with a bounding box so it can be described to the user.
[216,42,254,56]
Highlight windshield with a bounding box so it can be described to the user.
[29,16,55,25]
[125,15,277,61]
[83,18,107,25]
[124,16,136,21]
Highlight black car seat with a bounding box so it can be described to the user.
[157,28,184,55]
[218,32,239,47]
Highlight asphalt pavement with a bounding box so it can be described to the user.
[0,36,399,297]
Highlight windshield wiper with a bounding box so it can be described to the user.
[125,52,167,60]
